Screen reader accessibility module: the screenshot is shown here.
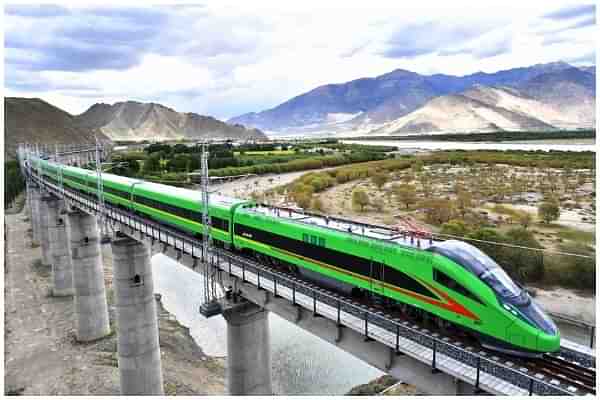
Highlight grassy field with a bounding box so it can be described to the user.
[234,150,296,155]
[553,226,595,243]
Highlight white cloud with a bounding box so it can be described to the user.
[5,0,596,120]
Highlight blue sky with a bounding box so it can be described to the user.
[4,0,596,120]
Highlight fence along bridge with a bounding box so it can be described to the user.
[18,143,595,396]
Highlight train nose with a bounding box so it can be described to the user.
[537,331,561,353]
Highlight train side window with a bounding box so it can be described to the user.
[318,237,325,247]
[434,268,483,304]
[302,233,309,243]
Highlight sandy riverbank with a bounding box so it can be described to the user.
[211,167,336,199]
[4,207,225,395]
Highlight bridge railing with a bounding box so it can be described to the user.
[30,171,577,396]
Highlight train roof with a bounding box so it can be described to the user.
[54,161,248,209]
[134,180,246,208]
[243,204,445,251]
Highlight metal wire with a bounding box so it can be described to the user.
[434,232,595,259]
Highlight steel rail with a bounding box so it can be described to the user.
[26,169,592,396]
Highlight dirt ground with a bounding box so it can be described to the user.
[210,167,337,199]
[4,205,225,395]
[528,286,596,324]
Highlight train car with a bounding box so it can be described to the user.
[39,160,252,247]
[28,155,559,356]
[232,203,559,356]
[129,181,249,246]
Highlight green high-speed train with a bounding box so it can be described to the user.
[29,156,559,356]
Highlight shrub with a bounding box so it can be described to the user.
[352,190,369,211]
[538,202,560,224]
[543,243,595,290]
[441,219,468,237]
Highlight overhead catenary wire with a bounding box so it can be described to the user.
[432,231,595,259]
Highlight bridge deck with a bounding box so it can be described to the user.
[28,169,594,396]
[222,259,530,395]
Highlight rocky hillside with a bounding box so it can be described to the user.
[374,67,595,135]
[4,97,110,159]
[228,61,595,135]
[76,101,266,141]
[372,88,555,134]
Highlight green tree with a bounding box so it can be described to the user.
[394,185,417,209]
[143,152,162,174]
[538,202,560,224]
[352,190,369,211]
[371,172,389,189]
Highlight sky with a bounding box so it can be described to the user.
[3,0,597,120]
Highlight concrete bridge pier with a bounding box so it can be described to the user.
[67,210,111,341]
[25,184,33,224]
[223,303,272,395]
[39,195,53,267]
[29,187,42,246]
[46,196,74,296]
[111,235,163,395]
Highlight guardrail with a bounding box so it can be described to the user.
[29,171,583,396]
[548,312,595,348]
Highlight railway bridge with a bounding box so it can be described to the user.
[16,143,596,395]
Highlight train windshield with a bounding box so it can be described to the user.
[428,240,522,299]
[480,267,521,299]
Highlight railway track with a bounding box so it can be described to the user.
[233,252,596,395]
[32,171,594,396]
[532,354,596,394]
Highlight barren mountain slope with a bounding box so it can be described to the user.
[76,101,266,141]
[372,90,555,134]
[517,68,595,128]
[4,97,110,159]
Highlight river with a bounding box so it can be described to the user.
[341,139,596,152]
[152,254,382,395]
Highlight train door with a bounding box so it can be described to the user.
[369,258,385,296]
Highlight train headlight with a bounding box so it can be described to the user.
[503,303,519,317]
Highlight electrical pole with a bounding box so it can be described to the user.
[199,142,222,317]
[95,136,110,242]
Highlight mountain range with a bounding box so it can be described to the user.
[4,97,110,159]
[4,98,266,158]
[75,101,266,141]
[228,61,596,135]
